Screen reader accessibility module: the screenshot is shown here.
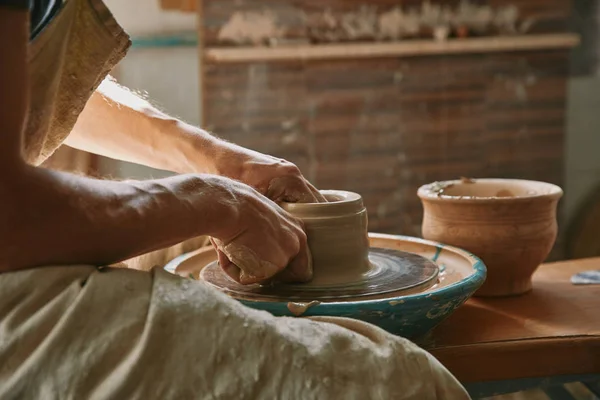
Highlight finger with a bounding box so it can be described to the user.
[210,237,241,283]
[214,238,284,285]
[265,176,288,203]
[267,177,326,204]
[292,183,323,204]
[305,181,327,203]
[274,234,313,284]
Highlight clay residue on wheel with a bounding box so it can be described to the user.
[287,300,321,316]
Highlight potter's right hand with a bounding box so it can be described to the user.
[205,175,312,285]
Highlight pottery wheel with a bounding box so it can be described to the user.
[200,248,439,301]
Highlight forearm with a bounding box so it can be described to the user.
[67,78,265,180]
[0,165,226,272]
[65,78,323,203]
[65,78,217,174]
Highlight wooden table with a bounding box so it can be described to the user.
[428,257,600,397]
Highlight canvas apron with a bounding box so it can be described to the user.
[24,0,129,165]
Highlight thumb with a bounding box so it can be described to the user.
[210,237,240,283]
[210,238,281,284]
[274,241,313,283]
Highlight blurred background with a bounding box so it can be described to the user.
[48,0,600,263]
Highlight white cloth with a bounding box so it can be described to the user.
[0,266,470,399]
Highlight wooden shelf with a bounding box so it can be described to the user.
[204,33,580,64]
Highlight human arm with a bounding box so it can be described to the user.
[65,78,326,204]
[2,167,311,283]
[0,8,310,283]
[0,2,28,172]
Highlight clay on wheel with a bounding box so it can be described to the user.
[200,190,439,302]
[281,190,372,286]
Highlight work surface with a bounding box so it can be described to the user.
[427,257,600,383]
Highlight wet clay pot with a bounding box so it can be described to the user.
[418,178,563,297]
[281,190,371,286]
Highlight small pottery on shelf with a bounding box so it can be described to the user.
[455,25,469,38]
[418,178,563,297]
[433,25,450,41]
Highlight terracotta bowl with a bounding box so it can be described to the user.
[418,178,563,297]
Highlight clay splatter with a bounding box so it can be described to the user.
[287,300,321,316]
[388,299,405,306]
[426,301,455,319]
[432,245,443,262]
[425,181,455,197]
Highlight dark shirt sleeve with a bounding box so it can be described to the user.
[0,0,61,39]
[30,0,60,38]
[0,0,30,9]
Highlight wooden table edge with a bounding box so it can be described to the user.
[430,335,600,383]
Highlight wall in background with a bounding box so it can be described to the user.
[563,0,600,244]
[99,0,199,179]
[104,0,195,36]
[99,0,600,249]
[564,77,600,227]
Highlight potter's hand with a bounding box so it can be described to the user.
[212,143,326,204]
[238,152,326,204]
[207,175,312,285]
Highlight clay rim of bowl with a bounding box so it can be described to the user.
[281,190,364,218]
[417,178,563,203]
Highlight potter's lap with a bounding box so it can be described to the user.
[0,266,468,399]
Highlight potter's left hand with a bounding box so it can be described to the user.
[216,144,326,204]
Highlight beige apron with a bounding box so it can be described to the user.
[0,2,470,398]
[24,0,129,165]
[0,266,470,399]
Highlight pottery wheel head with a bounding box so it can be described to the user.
[200,248,440,302]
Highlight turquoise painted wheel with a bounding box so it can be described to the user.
[165,233,486,339]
